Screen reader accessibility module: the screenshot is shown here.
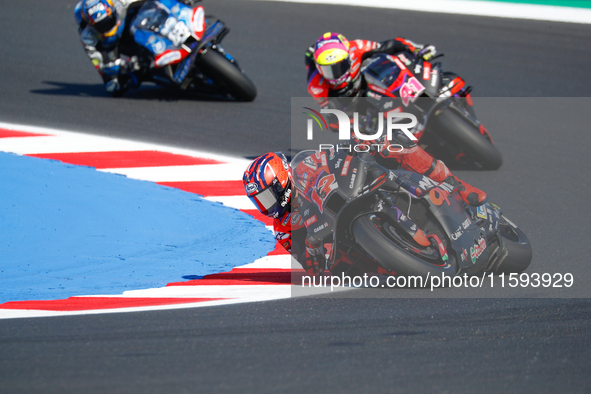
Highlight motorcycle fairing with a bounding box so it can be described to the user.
[370,169,501,273]
[292,149,370,240]
[130,0,205,67]
[293,148,508,275]
[363,53,442,104]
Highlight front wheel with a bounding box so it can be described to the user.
[491,216,533,274]
[352,214,457,278]
[198,48,257,101]
[429,105,503,170]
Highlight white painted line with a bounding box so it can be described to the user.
[100,163,246,182]
[0,296,292,319]
[239,254,292,269]
[121,284,292,299]
[0,121,250,165]
[0,135,156,155]
[258,0,591,24]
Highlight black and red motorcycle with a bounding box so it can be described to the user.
[353,52,502,170]
[292,148,531,279]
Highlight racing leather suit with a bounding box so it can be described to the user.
[74,0,147,96]
[306,37,423,107]
[272,201,306,262]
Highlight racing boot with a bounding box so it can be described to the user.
[383,139,487,206]
[428,158,487,206]
[443,175,487,206]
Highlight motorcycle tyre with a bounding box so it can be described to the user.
[199,48,257,101]
[492,217,533,274]
[430,107,503,170]
[352,214,458,279]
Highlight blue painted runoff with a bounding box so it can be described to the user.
[0,152,275,303]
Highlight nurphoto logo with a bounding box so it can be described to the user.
[303,107,418,153]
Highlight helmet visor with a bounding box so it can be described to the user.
[249,187,278,215]
[317,57,351,81]
[248,179,291,217]
[93,14,117,34]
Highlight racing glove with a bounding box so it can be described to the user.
[414,44,437,61]
[302,236,326,277]
[123,56,141,73]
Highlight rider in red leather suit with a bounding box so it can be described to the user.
[305,32,486,208]
[306,33,435,107]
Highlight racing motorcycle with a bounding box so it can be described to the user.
[292,148,531,279]
[121,0,256,100]
[354,52,502,170]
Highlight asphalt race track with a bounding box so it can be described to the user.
[1,0,591,392]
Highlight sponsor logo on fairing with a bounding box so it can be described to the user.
[341,156,352,176]
[431,68,439,87]
[470,235,487,263]
[313,222,329,233]
[450,227,463,241]
[418,176,439,191]
[192,6,205,37]
[477,205,487,219]
[462,217,471,229]
[423,62,431,80]
[349,168,357,189]
[399,77,425,106]
[305,215,317,226]
[461,248,468,262]
[155,50,182,67]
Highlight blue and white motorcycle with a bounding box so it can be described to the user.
[123,0,256,100]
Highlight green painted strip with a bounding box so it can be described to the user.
[484,0,591,9]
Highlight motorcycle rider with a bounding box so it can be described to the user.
[306,32,438,106]
[243,140,487,277]
[303,31,486,203]
[242,152,307,263]
[74,0,200,96]
[75,0,147,96]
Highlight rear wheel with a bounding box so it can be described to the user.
[429,105,503,170]
[198,48,257,101]
[352,214,457,278]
